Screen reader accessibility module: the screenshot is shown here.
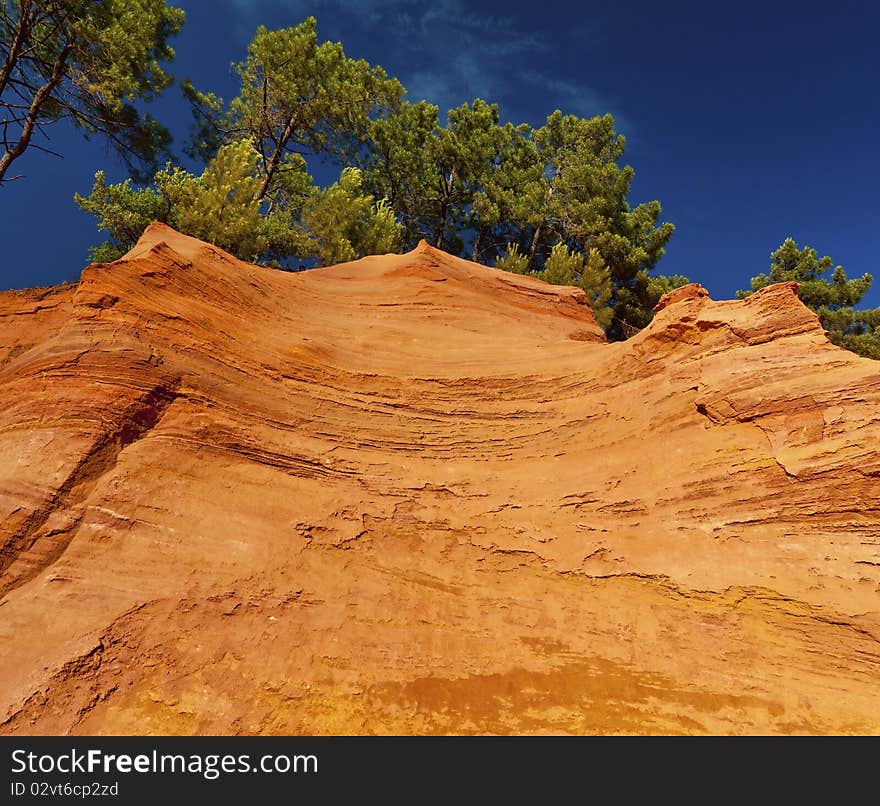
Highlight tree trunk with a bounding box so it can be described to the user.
[0,43,69,184]
[254,116,296,202]
[0,1,32,99]
[472,225,485,262]
[435,167,455,249]
[528,223,543,264]
[435,201,447,249]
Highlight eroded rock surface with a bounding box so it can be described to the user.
[1,223,878,735]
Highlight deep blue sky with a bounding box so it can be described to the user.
[2,0,878,306]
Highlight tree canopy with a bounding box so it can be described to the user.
[66,14,690,337]
[182,17,404,203]
[358,102,678,334]
[67,15,679,336]
[7,12,875,355]
[0,0,184,184]
[537,242,613,329]
[75,140,400,266]
[738,238,880,359]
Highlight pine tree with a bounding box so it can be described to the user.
[73,16,681,334]
[301,167,402,265]
[614,271,690,333]
[0,0,184,184]
[494,243,529,274]
[738,238,879,359]
[76,142,399,267]
[360,101,441,248]
[181,18,403,204]
[538,242,613,328]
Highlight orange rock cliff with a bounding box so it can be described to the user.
[1,222,878,735]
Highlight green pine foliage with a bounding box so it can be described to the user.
[538,243,613,329]
[71,15,681,335]
[359,102,680,336]
[614,271,691,333]
[70,17,673,337]
[74,170,166,262]
[360,100,441,249]
[75,140,312,263]
[159,140,311,264]
[494,243,530,275]
[64,14,694,338]
[12,12,870,354]
[738,238,880,359]
[75,142,398,266]
[181,17,403,203]
[301,168,403,266]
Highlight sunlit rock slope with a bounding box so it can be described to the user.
[1,223,878,734]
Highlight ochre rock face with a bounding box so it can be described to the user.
[1,223,878,735]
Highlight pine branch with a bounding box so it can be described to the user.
[0,42,70,183]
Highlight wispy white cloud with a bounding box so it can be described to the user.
[405,52,500,114]
[217,0,624,128]
[519,72,636,135]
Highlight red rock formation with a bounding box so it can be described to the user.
[1,223,878,735]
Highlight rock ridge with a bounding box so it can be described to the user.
[0,225,877,735]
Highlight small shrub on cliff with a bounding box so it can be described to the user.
[538,243,613,329]
[495,243,530,274]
